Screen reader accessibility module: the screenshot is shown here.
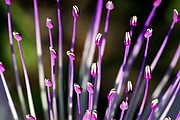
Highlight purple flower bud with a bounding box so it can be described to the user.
[72,5,80,18]
[82,110,92,120]
[95,33,103,46]
[124,32,131,46]
[150,99,158,110]
[49,47,58,58]
[144,65,152,80]
[130,16,137,27]
[66,51,76,61]
[106,1,114,10]
[46,18,54,29]
[26,114,36,120]
[87,82,94,94]
[13,32,23,42]
[74,83,83,94]
[92,110,98,120]
[90,63,97,77]
[0,62,5,73]
[44,79,52,87]
[5,0,12,5]
[164,117,171,120]
[153,0,161,7]
[173,9,180,23]
[107,88,116,101]
[120,101,129,110]
[125,81,133,95]
[144,28,153,38]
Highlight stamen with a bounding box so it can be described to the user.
[153,0,162,7]
[46,18,54,29]
[26,114,36,120]
[5,0,12,5]
[130,16,137,27]
[72,5,80,18]
[173,9,180,23]
[125,81,133,95]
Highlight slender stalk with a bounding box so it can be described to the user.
[175,111,180,120]
[16,40,36,118]
[106,102,112,120]
[77,94,81,119]
[56,0,64,119]
[74,83,82,120]
[159,81,180,120]
[137,79,149,120]
[33,0,48,119]
[6,4,27,117]
[148,110,154,120]
[120,110,125,120]
[0,69,19,120]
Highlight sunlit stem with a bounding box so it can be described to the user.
[46,85,53,120]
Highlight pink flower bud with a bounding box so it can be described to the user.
[5,0,12,5]
[120,101,129,110]
[107,88,116,101]
[95,33,103,46]
[46,18,54,29]
[173,9,180,23]
[125,81,133,95]
[87,82,94,94]
[72,5,80,18]
[92,110,98,120]
[130,16,137,27]
[144,28,153,38]
[44,79,53,87]
[13,32,23,42]
[144,65,152,80]
[150,99,158,110]
[49,47,58,58]
[106,1,114,10]
[0,62,5,73]
[26,114,36,120]
[74,83,83,94]
[124,32,131,46]
[153,0,161,7]
[90,63,97,77]
[82,110,92,120]
[164,117,171,120]
[66,51,76,61]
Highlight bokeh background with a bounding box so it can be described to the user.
[0,0,179,119]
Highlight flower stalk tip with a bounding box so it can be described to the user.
[49,47,58,59]
[5,0,12,5]
[92,110,98,120]
[74,83,83,94]
[125,81,133,95]
[144,28,153,38]
[107,88,116,101]
[87,82,94,93]
[120,101,129,110]
[44,79,53,87]
[124,32,131,46]
[72,5,80,18]
[106,1,114,10]
[90,63,97,77]
[150,99,158,110]
[144,65,152,80]
[13,31,23,41]
[0,62,5,72]
[66,51,76,61]
[153,0,162,7]
[46,18,54,29]
[130,16,137,27]
[173,9,180,23]
[164,117,171,120]
[26,114,36,120]
[95,33,103,46]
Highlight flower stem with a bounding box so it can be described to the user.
[147,110,154,120]
[33,0,48,119]
[17,41,36,118]
[0,70,19,120]
[77,94,81,119]
[47,86,53,120]
[7,5,27,117]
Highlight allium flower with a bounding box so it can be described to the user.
[0,0,179,120]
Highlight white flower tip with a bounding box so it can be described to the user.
[90,63,97,77]
[66,51,76,60]
[150,99,158,110]
[87,82,94,93]
[126,81,133,94]
[49,47,58,58]
[92,110,98,120]
[82,110,92,120]
[144,28,153,38]
[26,114,36,120]
[130,16,137,26]
[74,83,83,94]
[144,65,152,80]
[124,32,131,46]
[164,117,171,120]
[46,18,54,29]
[120,101,129,110]
[13,31,23,42]
[72,5,80,18]
[173,9,180,23]
[5,0,12,5]
[44,79,53,87]
[106,1,114,10]
[153,0,162,7]
[107,88,116,101]
[95,33,103,46]
[0,62,5,72]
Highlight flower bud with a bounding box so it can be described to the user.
[0,62,5,73]
[124,32,131,46]
[72,5,80,18]
[107,88,116,101]
[130,16,137,27]
[82,110,92,120]
[74,83,83,94]
[66,51,76,61]
[125,81,133,95]
[26,114,36,120]
[49,47,58,58]
[5,0,12,5]
[90,63,97,77]
[144,65,152,80]
[13,32,23,42]
[46,18,54,29]
[144,28,153,38]
[95,33,103,46]
[173,9,180,23]
[87,82,94,94]
[45,79,52,87]
[164,117,171,120]
[106,1,114,10]
[92,110,98,120]
[150,99,158,110]
[120,101,129,110]
[153,0,161,7]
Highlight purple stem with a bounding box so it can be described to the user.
[106,102,112,120]
[136,79,149,120]
[93,45,102,109]
[48,28,53,47]
[68,60,75,120]
[7,5,27,117]
[33,0,48,119]
[56,0,64,119]
[148,110,154,120]
[175,111,180,120]
[159,81,180,120]
[17,41,36,117]
[0,71,19,120]
[77,94,81,119]
[47,87,53,120]
[125,37,150,118]
[70,17,77,52]
[130,26,134,37]
[88,93,93,111]
[119,96,129,120]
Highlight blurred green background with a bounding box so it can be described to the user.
[0,0,179,119]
